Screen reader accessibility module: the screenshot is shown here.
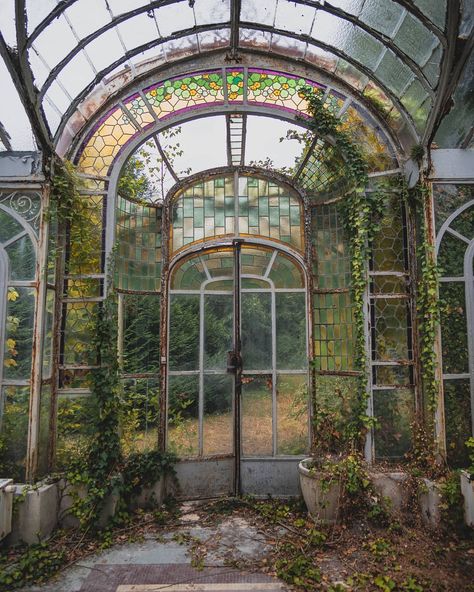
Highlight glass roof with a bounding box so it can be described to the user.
[0,0,471,153]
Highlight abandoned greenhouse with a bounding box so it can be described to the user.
[0,1,473,584]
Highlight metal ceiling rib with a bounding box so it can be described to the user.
[1,0,469,153]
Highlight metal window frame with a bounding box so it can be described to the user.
[166,237,311,462]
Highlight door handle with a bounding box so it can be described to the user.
[227,350,242,374]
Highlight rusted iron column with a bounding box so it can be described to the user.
[25,185,50,482]
[423,181,446,458]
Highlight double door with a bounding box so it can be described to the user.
[167,242,309,497]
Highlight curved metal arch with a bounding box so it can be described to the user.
[168,237,309,290]
[33,0,437,104]
[94,99,399,187]
[56,35,420,149]
[64,52,411,159]
[164,165,309,211]
[435,198,474,255]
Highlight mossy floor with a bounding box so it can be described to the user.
[6,497,474,592]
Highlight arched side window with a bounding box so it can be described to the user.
[0,204,38,480]
[436,188,474,466]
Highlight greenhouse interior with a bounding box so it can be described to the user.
[0,0,474,568]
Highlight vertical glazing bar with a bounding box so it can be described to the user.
[233,239,242,496]
[464,241,474,436]
[199,289,205,456]
[271,286,277,456]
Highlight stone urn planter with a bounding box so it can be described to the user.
[298,458,342,524]
[460,470,474,528]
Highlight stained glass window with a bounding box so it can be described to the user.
[171,175,304,254]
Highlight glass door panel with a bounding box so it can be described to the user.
[167,374,199,456]
[203,374,234,456]
[241,292,272,371]
[167,243,309,496]
[241,375,273,456]
[276,374,308,455]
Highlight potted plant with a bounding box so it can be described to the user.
[460,437,474,527]
[298,382,370,523]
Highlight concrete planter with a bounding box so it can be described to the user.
[460,470,474,528]
[298,458,341,524]
[9,482,60,545]
[58,480,119,529]
[418,478,442,528]
[129,477,165,510]
[369,471,410,513]
[0,479,14,541]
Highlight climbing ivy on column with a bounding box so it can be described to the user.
[302,90,384,450]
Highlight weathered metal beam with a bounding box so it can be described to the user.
[228,0,241,61]
[0,32,52,154]
[25,185,50,481]
[423,1,463,146]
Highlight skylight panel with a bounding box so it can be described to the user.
[241,0,277,26]
[28,47,51,88]
[274,1,316,36]
[44,80,71,114]
[198,29,231,50]
[56,51,96,99]
[271,34,307,59]
[25,0,57,35]
[0,57,36,150]
[394,12,438,66]
[117,12,159,50]
[85,28,125,73]
[33,14,77,68]
[65,0,111,39]
[194,0,230,26]
[155,3,196,37]
[240,28,272,50]
[107,0,151,16]
[359,0,405,38]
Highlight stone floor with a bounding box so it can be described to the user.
[20,503,289,592]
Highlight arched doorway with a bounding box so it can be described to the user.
[166,242,309,497]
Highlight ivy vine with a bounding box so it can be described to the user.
[302,89,385,451]
[408,180,441,414]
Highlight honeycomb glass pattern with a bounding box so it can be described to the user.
[298,142,349,198]
[76,67,396,180]
[371,192,406,273]
[171,175,304,254]
[373,298,411,362]
[116,196,162,292]
[247,70,320,112]
[439,282,469,376]
[444,379,472,468]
